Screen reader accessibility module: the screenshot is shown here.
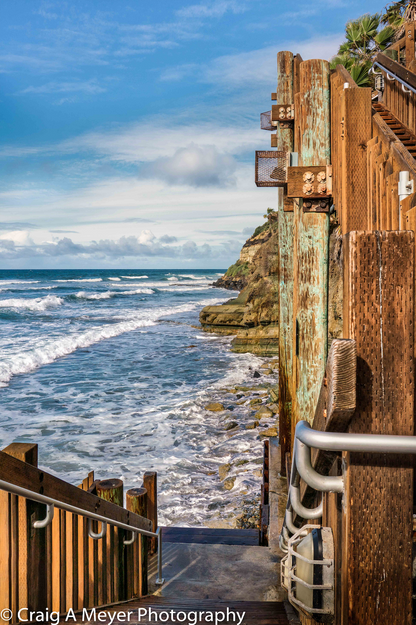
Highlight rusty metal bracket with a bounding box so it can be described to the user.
[287,165,332,200]
[271,104,295,125]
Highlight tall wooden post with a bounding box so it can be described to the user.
[143,472,157,555]
[341,230,414,625]
[291,59,330,441]
[96,479,125,602]
[126,488,148,597]
[276,51,295,472]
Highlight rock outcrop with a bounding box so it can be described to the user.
[200,212,279,356]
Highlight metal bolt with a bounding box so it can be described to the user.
[303,183,313,195]
[318,183,327,194]
[303,171,314,183]
[317,171,326,183]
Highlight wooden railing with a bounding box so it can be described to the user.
[0,443,156,623]
[374,51,416,133]
[384,22,415,69]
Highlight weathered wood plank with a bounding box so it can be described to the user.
[0,452,152,532]
[276,50,295,472]
[291,59,331,447]
[341,85,372,232]
[341,230,414,625]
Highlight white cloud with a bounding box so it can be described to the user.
[142,143,237,187]
[19,79,106,95]
[162,33,344,88]
[176,0,248,19]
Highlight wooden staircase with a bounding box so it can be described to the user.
[58,527,298,624]
[372,101,416,158]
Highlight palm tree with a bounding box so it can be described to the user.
[330,13,395,86]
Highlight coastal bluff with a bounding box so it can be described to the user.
[199,212,279,356]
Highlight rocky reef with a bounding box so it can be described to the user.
[200,211,279,357]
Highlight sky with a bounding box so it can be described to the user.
[0,0,383,269]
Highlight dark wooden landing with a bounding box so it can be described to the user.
[161,526,260,545]
[102,597,294,624]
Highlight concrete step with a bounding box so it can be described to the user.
[149,541,286,602]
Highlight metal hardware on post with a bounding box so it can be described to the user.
[386,71,395,81]
[399,171,414,228]
[155,527,165,585]
[123,531,136,546]
[295,438,344,494]
[286,525,335,618]
[343,82,350,89]
[88,518,107,540]
[33,503,54,529]
[290,485,323,519]
[402,83,412,94]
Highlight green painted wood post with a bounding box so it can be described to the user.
[292,59,330,440]
[276,51,294,473]
[96,479,125,601]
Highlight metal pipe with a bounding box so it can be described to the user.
[155,527,164,585]
[285,509,298,535]
[88,518,107,540]
[0,478,157,538]
[33,503,54,529]
[372,61,416,94]
[296,420,416,454]
[295,437,344,493]
[123,531,136,546]
[0,478,164,582]
[290,485,323,519]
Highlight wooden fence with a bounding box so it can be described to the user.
[0,444,155,622]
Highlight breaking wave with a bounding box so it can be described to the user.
[0,295,64,312]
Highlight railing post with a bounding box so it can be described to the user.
[96,479,124,602]
[143,472,157,555]
[1,443,45,621]
[126,488,148,596]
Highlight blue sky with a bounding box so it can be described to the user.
[0,0,382,269]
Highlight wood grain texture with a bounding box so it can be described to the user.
[291,59,330,443]
[342,230,414,625]
[276,51,295,473]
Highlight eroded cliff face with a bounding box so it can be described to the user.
[200,215,279,356]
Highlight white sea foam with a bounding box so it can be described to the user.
[108,277,121,281]
[0,280,40,285]
[121,276,148,279]
[0,300,218,385]
[0,295,64,312]
[75,291,114,300]
[120,288,154,295]
[55,278,103,283]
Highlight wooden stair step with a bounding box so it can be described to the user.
[84,597,296,625]
[161,526,260,546]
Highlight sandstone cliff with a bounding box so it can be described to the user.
[200,211,279,357]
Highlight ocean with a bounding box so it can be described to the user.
[0,269,275,527]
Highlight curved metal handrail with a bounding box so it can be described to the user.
[371,61,416,94]
[280,420,416,544]
[0,478,165,585]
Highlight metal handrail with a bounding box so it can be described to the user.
[371,60,416,95]
[0,478,165,585]
[280,420,416,549]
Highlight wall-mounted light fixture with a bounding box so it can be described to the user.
[281,525,334,622]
